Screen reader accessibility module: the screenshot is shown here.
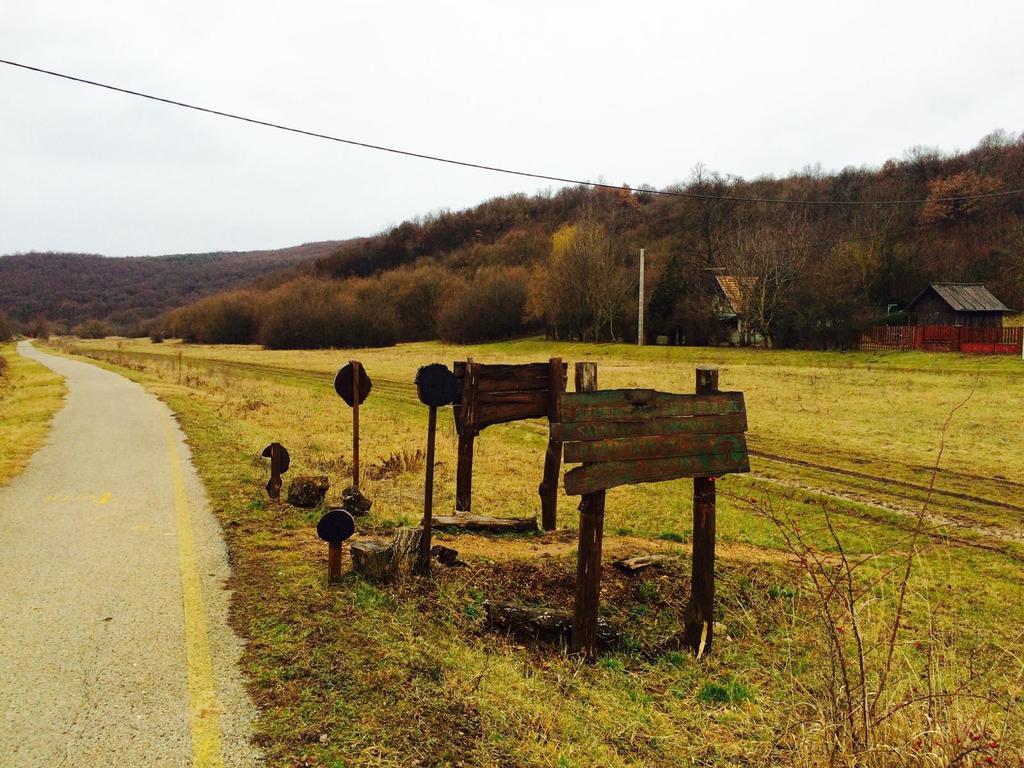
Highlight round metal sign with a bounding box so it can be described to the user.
[316,508,356,543]
[415,363,459,407]
[260,443,290,474]
[334,362,372,407]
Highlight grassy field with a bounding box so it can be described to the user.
[0,342,65,485]
[55,337,1024,767]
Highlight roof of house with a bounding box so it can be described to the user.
[713,274,755,316]
[907,283,1011,313]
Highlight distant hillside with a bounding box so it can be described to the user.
[163,131,1024,350]
[0,241,346,333]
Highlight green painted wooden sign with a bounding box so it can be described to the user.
[558,388,749,495]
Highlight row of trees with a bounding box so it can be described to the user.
[64,130,1024,349]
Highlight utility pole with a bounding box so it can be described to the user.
[637,248,645,345]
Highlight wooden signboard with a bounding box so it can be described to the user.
[453,358,568,529]
[557,365,749,661]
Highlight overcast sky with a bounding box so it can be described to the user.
[1,0,1022,257]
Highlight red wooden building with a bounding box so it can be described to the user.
[862,283,1021,354]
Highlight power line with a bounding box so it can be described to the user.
[3,57,1023,208]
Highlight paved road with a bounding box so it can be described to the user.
[0,342,260,767]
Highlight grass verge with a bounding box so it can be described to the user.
[0,342,65,485]
[52,338,1024,767]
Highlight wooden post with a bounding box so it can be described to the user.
[456,432,474,513]
[575,361,597,393]
[455,359,477,513]
[268,443,283,500]
[351,360,361,489]
[684,365,719,657]
[539,357,563,531]
[571,361,602,661]
[328,541,343,584]
[417,405,438,575]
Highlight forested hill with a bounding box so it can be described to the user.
[163,131,1024,350]
[0,240,347,334]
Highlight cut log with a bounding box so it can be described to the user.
[613,554,671,573]
[350,526,423,583]
[432,514,537,533]
[484,601,618,645]
[287,475,329,508]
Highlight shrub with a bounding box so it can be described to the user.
[0,310,11,342]
[259,278,398,350]
[71,319,112,339]
[436,267,530,343]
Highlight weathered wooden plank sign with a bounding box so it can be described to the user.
[261,442,290,499]
[453,358,568,529]
[556,365,750,661]
[334,361,372,489]
[559,390,748,494]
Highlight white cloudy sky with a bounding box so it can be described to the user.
[1,0,1022,257]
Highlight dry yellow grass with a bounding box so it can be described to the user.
[0,342,65,485]
[55,337,1024,767]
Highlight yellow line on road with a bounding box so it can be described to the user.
[165,420,225,768]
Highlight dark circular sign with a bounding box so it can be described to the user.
[334,362,372,407]
[260,443,290,473]
[415,363,459,407]
[316,508,356,543]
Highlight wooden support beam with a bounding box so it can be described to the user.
[417,405,438,576]
[327,541,343,585]
[454,358,478,513]
[539,357,563,531]
[456,431,475,513]
[684,365,719,657]
[571,361,602,662]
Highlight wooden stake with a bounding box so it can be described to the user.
[571,361,602,661]
[351,360,361,489]
[417,404,438,575]
[454,358,477,513]
[684,365,719,656]
[268,443,283,500]
[328,541,343,584]
[456,432,474,513]
[539,357,563,531]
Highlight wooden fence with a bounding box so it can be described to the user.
[861,325,1023,355]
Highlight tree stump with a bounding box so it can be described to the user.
[351,527,423,583]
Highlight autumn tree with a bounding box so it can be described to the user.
[533,217,631,341]
[918,170,1003,225]
[0,310,12,342]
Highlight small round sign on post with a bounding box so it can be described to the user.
[414,363,459,407]
[413,363,460,577]
[261,442,290,499]
[334,362,372,407]
[334,361,372,490]
[317,507,356,585]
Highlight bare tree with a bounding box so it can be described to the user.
[722,212,814,346]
